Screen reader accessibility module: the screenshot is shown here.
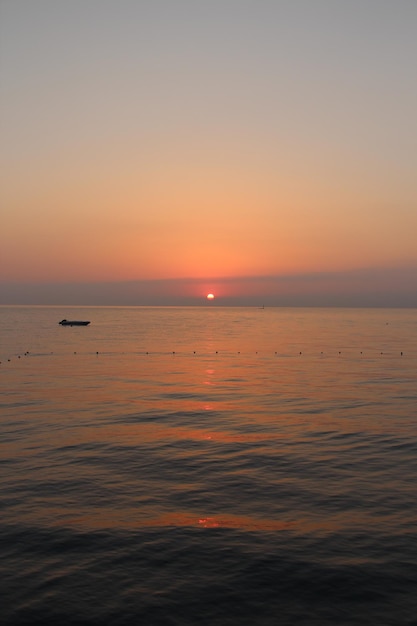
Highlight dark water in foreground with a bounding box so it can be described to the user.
[1,306,417,625]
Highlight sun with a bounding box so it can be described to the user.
[206,293,215,300]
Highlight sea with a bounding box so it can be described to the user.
[1,305,416,626]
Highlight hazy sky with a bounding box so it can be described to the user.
[1,0,416,305]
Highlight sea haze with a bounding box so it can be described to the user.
[1,306,417,625]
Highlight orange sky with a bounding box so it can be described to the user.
[1,1,416,304]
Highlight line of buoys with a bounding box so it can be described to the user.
[133,350,406,357]
[1,350,408,363]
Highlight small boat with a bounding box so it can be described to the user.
[59,319,90,326]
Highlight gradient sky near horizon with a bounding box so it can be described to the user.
[1,0,416,304]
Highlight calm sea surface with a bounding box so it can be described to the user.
[1,306,417,625]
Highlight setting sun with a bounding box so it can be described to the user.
[207,293,215,300]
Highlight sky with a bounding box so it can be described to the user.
[1,0,416,306]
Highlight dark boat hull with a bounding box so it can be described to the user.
[59,320,90,326]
